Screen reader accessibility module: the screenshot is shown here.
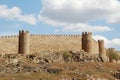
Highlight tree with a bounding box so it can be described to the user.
[107,50,119,62]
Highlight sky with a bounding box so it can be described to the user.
[0,0,120,50]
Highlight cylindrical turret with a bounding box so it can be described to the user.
[19,30,23,54]
[98,40,107,62]
[98,40,105,55]
[82,32,93,53]
[82,32,85,51]
[18,30,30,54]
[86,32,93,53]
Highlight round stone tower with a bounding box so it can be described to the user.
[18,30,30,54]
[82,32,85,51]
[98,40,105,55]
[98,40,107,62]
[82,32,93,53]
[19,30,22,54]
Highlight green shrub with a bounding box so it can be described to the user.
[62,51,72,60]
[107,50,120,61]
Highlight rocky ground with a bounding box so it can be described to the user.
[0,51,120,80]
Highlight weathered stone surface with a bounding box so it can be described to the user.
[0,50,111,75]
[46,68,62,74]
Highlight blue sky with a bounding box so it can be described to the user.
[0,0,120,50]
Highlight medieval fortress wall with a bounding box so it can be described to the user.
[0,30,104,55]
[30,35,82,53]
[0,36,18,54]
[0,34,82,54]
[92,39,99,54]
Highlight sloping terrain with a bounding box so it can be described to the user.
[0,62,120,80]
[0,51,120,80]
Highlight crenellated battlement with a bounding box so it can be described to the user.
[108,48,116,52]
[0,30,109,60]
[0,33,81,38]
[98,40,104,43]
[0,35,18,38]
[30,34,81,37]
[82,32,92,37]
[0,33,81,39]
[0,30,119,63]
[19,30,29,34]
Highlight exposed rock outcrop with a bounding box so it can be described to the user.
[0,50,102,74]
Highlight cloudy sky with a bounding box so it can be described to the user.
[0,0,120,50]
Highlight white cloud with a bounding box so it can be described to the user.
[63,24,112,32]
[93,35,120,49]
[39,0,120,32]
[39,15,112,32]
[0,5,37,25]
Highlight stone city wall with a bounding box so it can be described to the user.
[0,36,18,54]
[92,39,99,54]
[0,35,83,54]
[30,35,82,53]
[0,32,105,55]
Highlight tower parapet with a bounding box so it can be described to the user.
[108,48,116,52]
[19,30,29,54]
[82,32,93,53]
